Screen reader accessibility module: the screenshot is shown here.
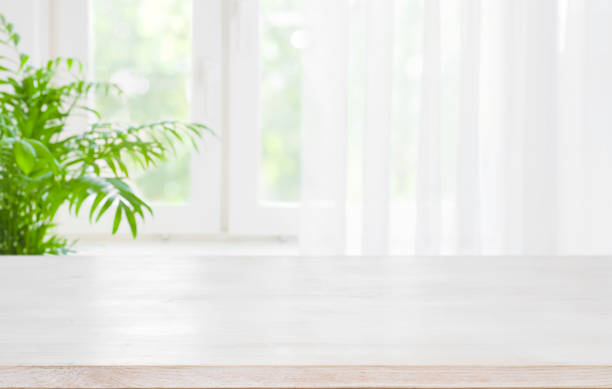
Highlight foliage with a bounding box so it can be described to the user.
[0,14,210,254]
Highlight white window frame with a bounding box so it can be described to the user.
[49,0,223,236]
[226,0,298,236]
[3,0,299,238]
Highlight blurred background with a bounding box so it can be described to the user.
[3,0,612,256]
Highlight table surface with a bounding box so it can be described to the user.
[1,255,612,388]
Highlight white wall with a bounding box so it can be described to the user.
[0,0,88,64]
[0,0,49,64]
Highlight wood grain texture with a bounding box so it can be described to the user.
[1,366,612,389]
[1,256,612,388]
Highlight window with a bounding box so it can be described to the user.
[226,0,299,235]
[260,0,302,203]
[51,0,221,236]
[6,0,604,254]
[92,0,193,204]
[23,0,438,240]
[47,0,425,238]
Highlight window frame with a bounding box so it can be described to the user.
[226,0,298,236]
[50,0,224,236]
[5,0,300,238]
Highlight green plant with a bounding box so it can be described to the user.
[0,14,210,254]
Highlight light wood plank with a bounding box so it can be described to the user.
[2,366,612,388]
[1,256,612,388]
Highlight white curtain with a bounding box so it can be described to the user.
[299,0,612,255]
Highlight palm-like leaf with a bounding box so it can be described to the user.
[0,14,211,254]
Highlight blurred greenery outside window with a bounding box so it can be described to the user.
[260,0,426,204]
[92,0,192,204]
[260,0,302,203]
[92,0,428,206]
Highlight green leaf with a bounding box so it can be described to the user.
[112,205,122,234]
[78,105,101,119]
[19,54,29,70]
[114,156,129,176]
[107,177,132,192]
[96,197,115,222]
[13,139,36,175]
[124,208,138,238]
[28,139,59,173]
[89,192,106,222]
[10,33,20,46]
[74,192,89,216]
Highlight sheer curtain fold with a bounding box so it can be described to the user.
[456,0,482,254]
[520,0,559,254]
[494,0,527,254]
[298,0,612,256]
[580,0,612,253]
[299,0,349,255]
[558,0,587,254]
[362,0,394,255]
[415,0,442,255]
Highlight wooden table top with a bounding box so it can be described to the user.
[1,256,611,388]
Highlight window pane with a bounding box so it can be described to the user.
[260,0,302,203]
[92,0,192,204]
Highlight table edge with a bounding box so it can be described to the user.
[1,366,612,389]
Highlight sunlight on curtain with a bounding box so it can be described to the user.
[362,0,394,255]
[297,0,612,255]
[299,0,349,255]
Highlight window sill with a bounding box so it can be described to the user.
[70,236,298,256]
